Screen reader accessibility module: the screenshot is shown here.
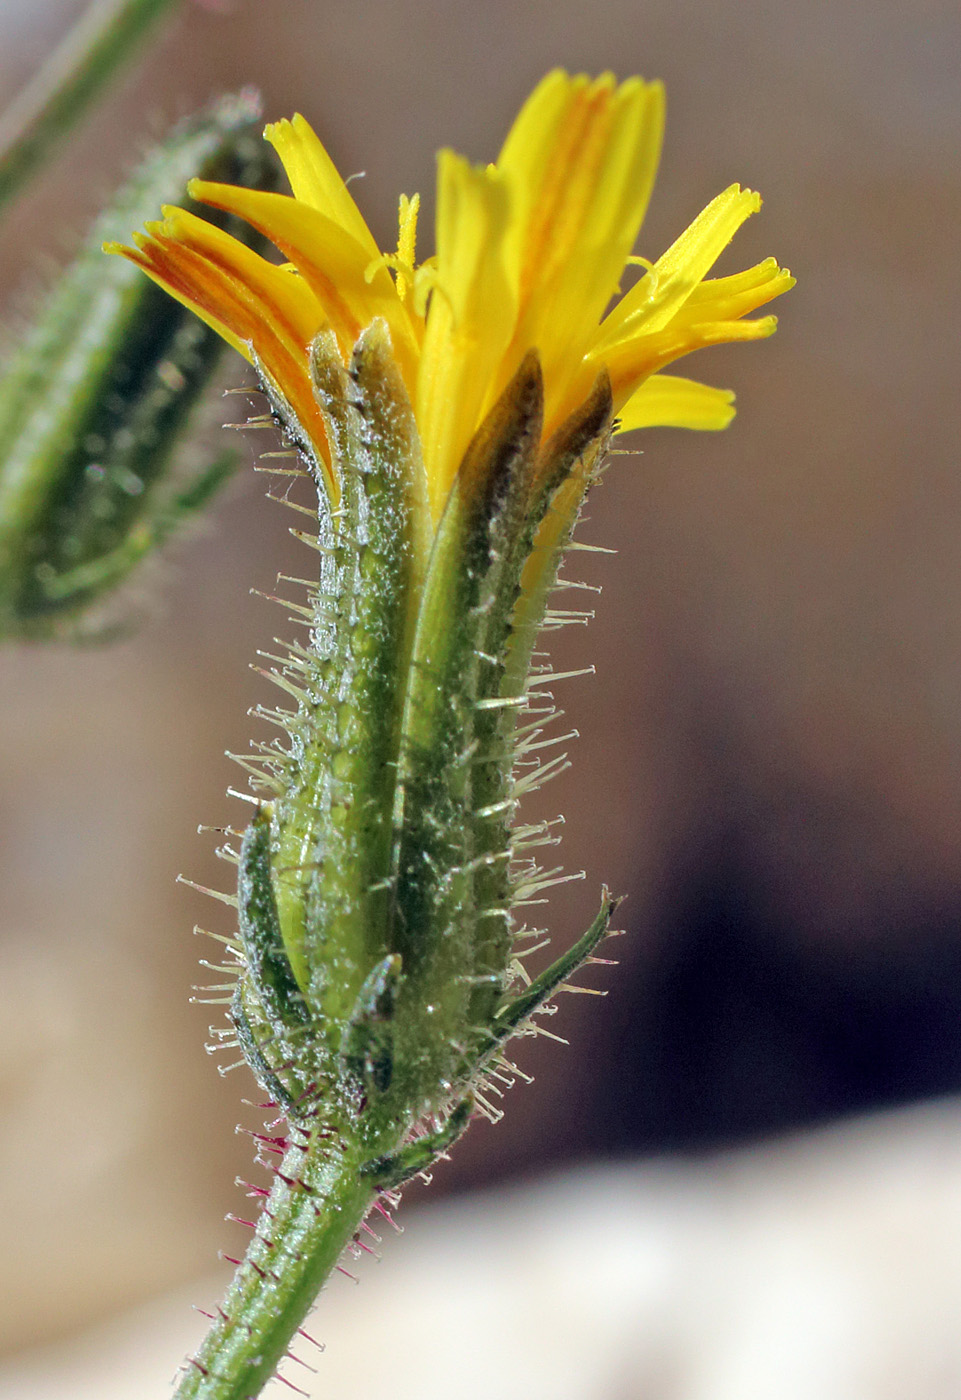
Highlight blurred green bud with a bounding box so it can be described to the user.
[0,89,276,638]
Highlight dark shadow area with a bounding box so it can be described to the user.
[595,835,961,1155]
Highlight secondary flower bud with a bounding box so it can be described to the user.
[0,91,276,637]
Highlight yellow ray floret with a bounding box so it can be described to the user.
[108,69,794,521]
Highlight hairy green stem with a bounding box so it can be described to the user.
[176,1124,379,1400]
[0,0,182,212]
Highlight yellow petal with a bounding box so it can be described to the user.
[497,71,665,417]
[616,374,735,432]
[113,72,795,523]
[673,257,796,325]
[157,206,325,355]
[188,180,419,382]
[112,228,332,476]
[496,68,587,306]
[415,151,515,518]
[497,72,663,314]
[106,236,251,362]
[264,114,380,258]
[601,314,780,408]
[595,185,762,348]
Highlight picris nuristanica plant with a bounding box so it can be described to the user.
[110,68,793,1400]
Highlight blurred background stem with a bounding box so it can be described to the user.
[0,0,183,214]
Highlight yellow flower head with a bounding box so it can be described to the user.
[108,70,793,522]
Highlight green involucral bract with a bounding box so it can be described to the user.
[177,323,618,1400]
[0,91,277,638]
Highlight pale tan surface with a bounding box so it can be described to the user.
[0,0,960,1379]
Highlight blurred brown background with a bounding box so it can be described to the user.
[1,0,960,1369]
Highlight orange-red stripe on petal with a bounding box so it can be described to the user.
[495,71,665,428]
[156,207,325,355]
[111,236,252,362]
[188,181,420,390]
[131,234,332,477]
